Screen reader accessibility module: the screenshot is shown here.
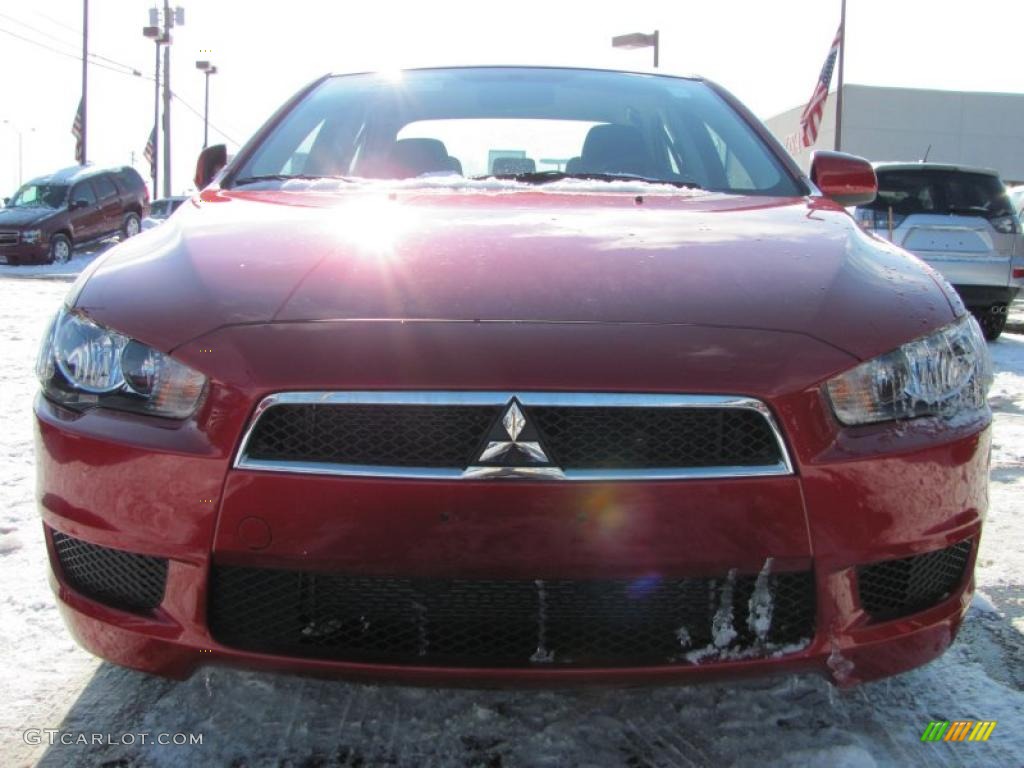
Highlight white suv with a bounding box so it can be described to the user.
[856,163,1023,339]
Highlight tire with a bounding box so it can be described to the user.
[48,234,72,265]
[973,305,1007,341]
[121,212,141,240]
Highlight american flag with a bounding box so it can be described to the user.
[799,24,842,148]
[72,98,84,164]
[144,126,157,178]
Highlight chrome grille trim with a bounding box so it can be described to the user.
[233,392,794,481]
[0,231,20,246]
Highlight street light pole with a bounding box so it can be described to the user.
[196,60,217,148]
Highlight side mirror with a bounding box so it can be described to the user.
[2,197,9,206]
[809,151,877,207]
[194,144,227,189]
[72,199,90,210]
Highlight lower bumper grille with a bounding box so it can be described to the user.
[208,566,815,667]
[51,530,168,614]
[858,540,973,622]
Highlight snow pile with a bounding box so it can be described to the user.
[268,174,713,198]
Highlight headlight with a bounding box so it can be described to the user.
[37,309,207,419]
[21,229,42,244]
[826,315,992,426]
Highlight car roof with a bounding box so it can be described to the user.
[872,161,1001,177]
[326,65,703,83]
[23,164,138,187]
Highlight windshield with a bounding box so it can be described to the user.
[9,183,68,209]
[232,68,800,195]
[866,169,1013,219]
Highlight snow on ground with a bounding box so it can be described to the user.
[0,239,114,281]
[1,273,1023,767]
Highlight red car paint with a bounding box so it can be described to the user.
[35,72,989,688]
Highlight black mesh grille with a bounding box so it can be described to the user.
[530,406,780,468]
[246,404,500,468]
[858,540,973,622]
[51,530,168,613]
[208,566,815,667]
[243,402,783,470]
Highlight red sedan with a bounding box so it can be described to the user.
[34,67,992,687]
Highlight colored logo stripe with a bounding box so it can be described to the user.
[921,720,997,742]
[944,721,972,741]
[969,721,997,742]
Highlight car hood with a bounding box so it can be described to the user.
[74,186,958,361]
[0,206,56,227]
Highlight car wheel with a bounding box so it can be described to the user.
[973,305,1007,341]
[49,234,72,265]
[121,212,141,240]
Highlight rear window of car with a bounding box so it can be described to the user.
[116,168,145,193]
[866,169,1013,220]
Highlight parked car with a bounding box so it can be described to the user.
[35,67,993,688]
[142,195,188,230]
[855,163,1024,340]
[0,165,148,265]
[1009,184,1024,218]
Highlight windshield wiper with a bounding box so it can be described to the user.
[230,173,355,187]
[475,170,702,189]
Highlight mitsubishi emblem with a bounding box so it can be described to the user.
[464,399,564,479]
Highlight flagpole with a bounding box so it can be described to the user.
[80,0,88,165]
[834,0,846,151]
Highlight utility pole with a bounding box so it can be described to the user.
[81,0,88,165]
[2,121,31,187]
[834,0,847,152]
[162,0,172,197]
[144,18,163,196]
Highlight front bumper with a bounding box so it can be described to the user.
[34,385,989,687]
[0,241,48,264]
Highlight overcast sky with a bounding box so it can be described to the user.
[0,0,1021,197]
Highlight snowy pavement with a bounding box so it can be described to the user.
[1,275,1023,767]
[0,240,115,281]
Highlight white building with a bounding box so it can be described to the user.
[763,84,1024,185]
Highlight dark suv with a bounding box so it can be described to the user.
[0,165,149,265]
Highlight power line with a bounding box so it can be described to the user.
[171,93,240,146]
[0,12,141,75]
[0,26,141,78]
[31,8,81,36]
[0,25,240,147]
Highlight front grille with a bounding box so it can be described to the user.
[208,566,815,667]
[858,540,973,622]
[247,404,500,468]
[0,231,19,247]
[239,394,786,476]
[51,530,168,613]
[528,406,780,468]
